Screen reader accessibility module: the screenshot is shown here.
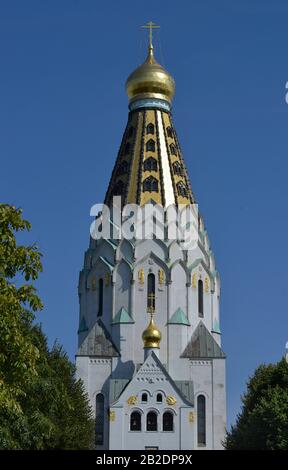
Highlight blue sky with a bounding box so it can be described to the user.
[1,0,288,428]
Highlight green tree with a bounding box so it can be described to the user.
[225,359,288,450]
[0,204,43,413]
[0,204,94,449]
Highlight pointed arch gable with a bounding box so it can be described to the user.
[133,251,169,282]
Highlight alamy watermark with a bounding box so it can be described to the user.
[90,197,199,251]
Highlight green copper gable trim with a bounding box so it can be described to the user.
[77,317,89,334]
[99,256,115,272]
[167,308,190,326]
[111,307,135,325]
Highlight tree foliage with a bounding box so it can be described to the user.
[225,359,288,450]
[0,204,94,449]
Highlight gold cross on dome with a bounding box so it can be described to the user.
[141,21,160,48]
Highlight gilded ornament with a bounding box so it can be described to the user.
[192,273,197,288]
[109,410,115,422]
[138,268,145,284]
[158,269,165,285]
[166,396,177,406]
[189,411,194,423]
[127,395,137,405]
[91,276,97,291]
[204,277,209,293]
[105,272,110,287]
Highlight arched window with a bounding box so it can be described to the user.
[114,180,125,196]
[146,139,155,152]
[163,411,174,432]
[147,273,155,313]
[147,411,157,431]
[198,280,203,317]
[130,411,141,431]
[144,157,158,172]
[117,160,128,176]
[98,279,103,316]
[177,182,188,198]
[143,176,158,193]
[197,395,206,445]
[166,127,173,138]
[170,143,177,155]
[146,123,155,135]
[173,161,183,176]
[142,393,148,402]
[95,393,104,445]
[156,393,162,403]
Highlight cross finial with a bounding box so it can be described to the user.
[141,21,160,49]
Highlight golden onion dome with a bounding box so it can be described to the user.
[142,315,162,349]
[126,45,175,106]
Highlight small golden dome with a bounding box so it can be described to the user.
[126,45,175,106]
[142,315,162,349]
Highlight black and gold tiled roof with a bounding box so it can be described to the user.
[104,108,195,207]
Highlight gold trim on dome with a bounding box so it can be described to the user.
[126,44,175,105]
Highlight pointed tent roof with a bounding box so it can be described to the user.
[181,321,225,359]
[111,307,134,325]
[77,319,120,357]
[167,308,190,326]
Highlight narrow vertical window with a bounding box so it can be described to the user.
[198,279,203,317]
[95,393,105,445]
[130,411,141,431]
[197,395,206,445]
[98,278,103,316]
[147,411,157,431]
[147,273,155,313]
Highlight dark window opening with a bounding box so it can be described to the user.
[117,160,129,176]
[177,182,188,198]
[167,127,173,138]
[144,157,158,172]
[156,393,162,403]
[95,393,104,445]
[143,176,158,193]
[130,411,141,431]
[147,273,155,313]
[170,143,177,155]
[124,142,130,155]
[147,123,155,135]
[146,139,155,152]
[163,411,174,432]
[198,280,203,317]
[173,161,183,176]
[197,395,206,445]
[98,279,103,316]
[142,393,148,402]
[147,411,157,431]
[128,126,134,138]
[114,180,125,196]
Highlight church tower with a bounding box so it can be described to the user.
[76,26,226,450]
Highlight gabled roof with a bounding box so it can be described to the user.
[167,308,190,326]
[77,317,88,334]
[110,351,194,407]
[77,319,120,357]
[109,379,130,403]
[181,321,225,359]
